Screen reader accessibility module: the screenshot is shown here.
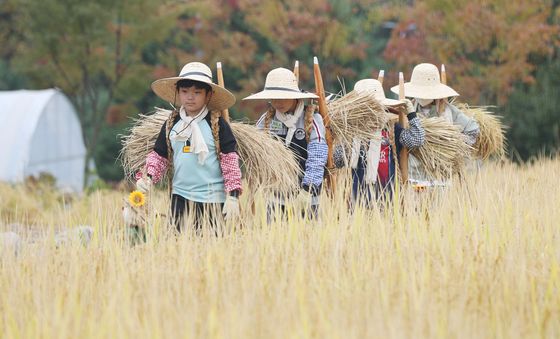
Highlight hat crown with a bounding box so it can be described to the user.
[410,63,441,86]
[354,79,386,100]
[178,62,213,81]
[264,68,300,91]
[243,67,318,100]
[151,61,235,110]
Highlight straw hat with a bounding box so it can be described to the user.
[243,68,318,100]
[354,79,401,106]
[390,63,459,100]
[151,62,235,111]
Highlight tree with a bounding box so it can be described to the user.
[0,0,27,89]
[382,0,559,105]
[502,56,560,160]
[501,1,560,159]
[12,0,166,183]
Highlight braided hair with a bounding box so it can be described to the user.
[210,110,222,158]
[263,104,276,131]
[165,109,180,195]
[303,104,315,143]
[436,99,447,115]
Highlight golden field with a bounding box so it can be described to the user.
[0,158,559,339]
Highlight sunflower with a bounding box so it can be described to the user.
[412,184,428,193]
[128,190,146,207]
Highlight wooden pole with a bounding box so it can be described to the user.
[216,62,230,123]
[440,64,447,85]
[440,63,448,111]
[378,69,385,85]
[313,56,336,194]
[398,72,409,184]
[293,60,299,82]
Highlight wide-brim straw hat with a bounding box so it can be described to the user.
[151,62,235,111]
[390,63,459,100]
[243,68,318,100]
[354,79,402,106]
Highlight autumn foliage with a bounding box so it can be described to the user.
[0,0,558,178]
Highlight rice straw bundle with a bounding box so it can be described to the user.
[120,109,169,181]
[120,108,301,194]
[327,90,389,147]
[411,117,474,179]
[456,103,506,160]
[229,122,301,194]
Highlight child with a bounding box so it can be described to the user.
[334,78,425,205]
[136,62,242,232]
[244,67,327,217]
[391,63,479,184]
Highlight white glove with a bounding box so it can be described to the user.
[400,98,415,114]
[222,195,240,220]
[136,176,152,193]
[294,189,313,210]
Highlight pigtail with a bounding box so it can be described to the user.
[304,104,315,143]
[436,99,447,115]
[165,109,180,195]
[263,105,276,131]
[210,110,222,159]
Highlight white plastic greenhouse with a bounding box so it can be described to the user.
[0,89,87,192]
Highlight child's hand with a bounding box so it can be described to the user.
[294,189,313,210]
[136,177,152,193]
[400,99,415,114]
[222,196,240,220]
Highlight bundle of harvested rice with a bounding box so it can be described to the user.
[229,122,301,194]
[327,90,389,147]
[411,117,474,179]
[457,103,506,160]
[120,109,169,181]
[120,109,301,194]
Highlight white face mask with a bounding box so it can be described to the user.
[417,98,434,107]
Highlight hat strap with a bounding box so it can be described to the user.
[179,71,212,81]
[264,86,302,93]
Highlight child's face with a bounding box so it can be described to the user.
[178,86,210,114]
[271,99,297,114]
[416,98,434,107]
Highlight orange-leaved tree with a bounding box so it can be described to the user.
[383,0,559,105]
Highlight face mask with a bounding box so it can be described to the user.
[417,98,434,107]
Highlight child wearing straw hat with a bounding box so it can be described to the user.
[391,63,479,184]
[334,78,425,204]
[135,62,242,233]
[244,67,327,217]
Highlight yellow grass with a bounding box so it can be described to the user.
[1,158,559,338]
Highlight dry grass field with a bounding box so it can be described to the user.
[1,158,559,338]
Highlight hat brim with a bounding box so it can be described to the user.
[151,76,236,111]
[353,88,403,107]
[390,83,459,100]
[380,97,403,107]
[243,89,318,101]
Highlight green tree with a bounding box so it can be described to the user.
[0,0,27,89]
[502,56,560,160]
[12,0,166,183]
[502,1,560,159]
